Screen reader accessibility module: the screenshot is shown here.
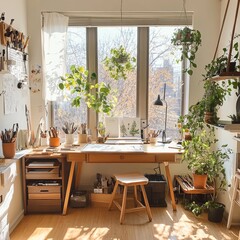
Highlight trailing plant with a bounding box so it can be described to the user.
[171,26,202,75]
[203,34,240,79]
[59,65,115,114]
[103,45,136,80]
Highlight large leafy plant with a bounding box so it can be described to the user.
[103,45,136,80]
[59,65,115,114]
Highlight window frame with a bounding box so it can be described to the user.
[50,13,190,139]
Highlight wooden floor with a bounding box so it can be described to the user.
[10,200,239,240]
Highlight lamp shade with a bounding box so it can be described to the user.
[154,95,163,106]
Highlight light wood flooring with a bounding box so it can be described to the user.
[10,200,239,240]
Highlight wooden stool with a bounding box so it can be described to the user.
[108,172,152,224]
[227,172,240,229]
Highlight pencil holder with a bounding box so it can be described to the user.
[78,133,87,144]
[49,137,60,147]
[2,142,16,158]
[65,134,74,145]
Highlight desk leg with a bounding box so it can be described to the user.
[62,161,76,215]
[75,162,83,189]
[164,162,177,211]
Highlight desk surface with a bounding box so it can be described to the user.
[29,142,183,155]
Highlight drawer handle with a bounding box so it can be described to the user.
[40,190,49,192]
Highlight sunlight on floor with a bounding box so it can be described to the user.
[28,228,52,240]
[64,227,110,240]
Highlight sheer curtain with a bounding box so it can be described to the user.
[41,12,69,101]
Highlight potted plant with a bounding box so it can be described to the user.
[59,65,114,114]
[202,80,231,124]
[179,99,232,222]
[228,113,240,124]
[102,45,136,80]
[203,35,240,79]
[171,26,202,75]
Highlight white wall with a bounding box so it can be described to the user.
[25,0,223,193]
[216,0,240,223]
[1,0,27,234]
[0,0,29,155]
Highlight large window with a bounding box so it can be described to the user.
[53,27,87,138]
[51,23,185,140]
[98,27,137,121]
[148,26,182,140]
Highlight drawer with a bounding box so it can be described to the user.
[67,153,86,162]
[26,167,60,179]
[27,199,61,213]
[28,185,61,194]
[28,193,61,200]
[28,185,61,200]
[155,153,176,163]
[87,153,155,163]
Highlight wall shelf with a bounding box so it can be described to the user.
[209,73,240,82]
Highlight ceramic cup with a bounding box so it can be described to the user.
[49,137,60,147]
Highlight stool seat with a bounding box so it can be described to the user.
[109,172,152,224]
[114,173,149,186]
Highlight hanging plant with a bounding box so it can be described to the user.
[103,45,136,80]
[171,26,202,76]
[59,65,114,114]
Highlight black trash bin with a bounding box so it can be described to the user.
[143,174,167,207]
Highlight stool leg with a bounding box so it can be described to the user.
[133,185,138,207]
[227,176,238,229]
[120,185,128,224]
[141,185,152,222]
[109,181,119,210]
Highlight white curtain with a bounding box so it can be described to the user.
[41,12,69,101]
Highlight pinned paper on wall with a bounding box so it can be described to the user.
[3,74,18,114]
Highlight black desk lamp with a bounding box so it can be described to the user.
[154,83,168,143]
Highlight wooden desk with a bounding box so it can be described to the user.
[62,143,182,215]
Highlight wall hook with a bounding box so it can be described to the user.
[0,90,6,96]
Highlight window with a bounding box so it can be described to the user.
[53,27,87,138]
[51,20,185,140]
[148,26,182,140]
[98,27,137,121]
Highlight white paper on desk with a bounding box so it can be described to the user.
[82,144,144,152]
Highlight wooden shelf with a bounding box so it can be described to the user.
[209,73,240,81]
[175,175,214,195]
[224,124,240,132]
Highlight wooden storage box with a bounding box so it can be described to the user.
[27,199,61,213]
[27,185,61,200]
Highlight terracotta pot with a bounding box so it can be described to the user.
[192,173,207,189]
[2,142,16,158]
[204,112,215,124]
[49,137,60,147]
